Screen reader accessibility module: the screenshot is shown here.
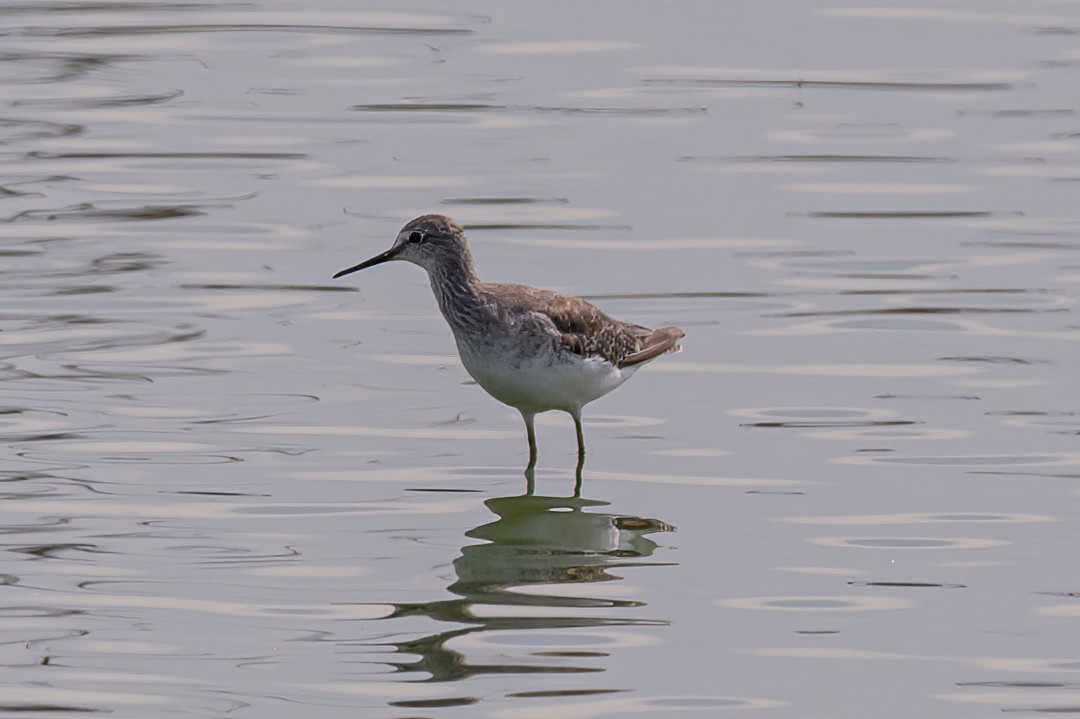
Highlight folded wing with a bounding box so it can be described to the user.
[487,283,684,367]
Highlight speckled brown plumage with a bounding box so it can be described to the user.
[476,282,682,367]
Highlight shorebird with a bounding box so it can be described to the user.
[333,214,684,477]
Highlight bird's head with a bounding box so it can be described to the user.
[333,214,471,279]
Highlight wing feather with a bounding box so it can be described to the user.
[482,283,681,366]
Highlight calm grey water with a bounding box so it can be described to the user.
[3,1,1080,716]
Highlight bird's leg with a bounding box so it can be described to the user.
[524,411,538,459]
[525,462,536,495]
[573,448,585,498]
[571,409,586,460]
[571,409,586,497]
[522,411,537,493]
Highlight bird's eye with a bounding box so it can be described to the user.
[408,231,424,244]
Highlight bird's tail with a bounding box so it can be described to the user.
[619,326,685,368]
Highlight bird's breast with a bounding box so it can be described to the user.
[456,339,628,413]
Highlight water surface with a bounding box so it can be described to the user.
[3,0,1080,716]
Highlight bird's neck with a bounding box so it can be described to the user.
[428,252,488,335]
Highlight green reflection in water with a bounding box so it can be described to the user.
[381,492,674,686]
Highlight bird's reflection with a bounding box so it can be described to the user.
[378,489,674,689]
[526,450,586,496]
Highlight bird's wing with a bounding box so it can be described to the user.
[485,284,653,366]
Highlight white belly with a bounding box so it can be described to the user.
[458,343,636,414]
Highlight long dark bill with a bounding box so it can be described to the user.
[332,246,401,279]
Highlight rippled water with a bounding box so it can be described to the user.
[3,0,1080,716]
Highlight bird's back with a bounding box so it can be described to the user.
[478,282,682,368]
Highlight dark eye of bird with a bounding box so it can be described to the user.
[408,231,424,244]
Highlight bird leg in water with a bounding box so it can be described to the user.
[574,450,585,498]
[572,410,586,460]
[572,409,586,497]
[522,411,537,492]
